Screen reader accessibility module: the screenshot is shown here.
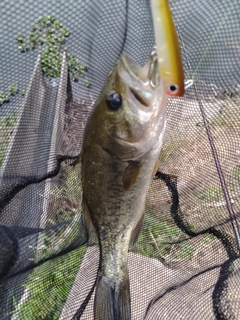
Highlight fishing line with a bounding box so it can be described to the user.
[177,26,240,252]
[192,0,238,81]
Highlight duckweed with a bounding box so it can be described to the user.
[15,15,91,85]
[0,84,19,106]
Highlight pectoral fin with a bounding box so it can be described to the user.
[122,161,141,191]
[129,213,144,249]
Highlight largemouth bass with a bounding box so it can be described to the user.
[73,49,168,320]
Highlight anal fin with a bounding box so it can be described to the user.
[82,198,98,246]
[151,159,159,180]
[129,213,144,249]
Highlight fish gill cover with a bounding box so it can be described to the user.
[0,0,240,319]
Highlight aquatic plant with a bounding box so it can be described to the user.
[8,84,19,96]
[15,15,91,85]
[53,20,63,30]
[0,92,10,105]
[15,34,24,43]
[84,79,92,87]
[0,84,19,106]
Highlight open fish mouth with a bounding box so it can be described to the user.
[121,47,160,88]
[118,48,161,108]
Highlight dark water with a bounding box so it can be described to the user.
[0,0,240,116]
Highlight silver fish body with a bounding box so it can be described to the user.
[74,50,168,320]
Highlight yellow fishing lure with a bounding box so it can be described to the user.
[151,0,184,96]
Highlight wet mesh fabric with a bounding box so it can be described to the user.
[0,0,240,319]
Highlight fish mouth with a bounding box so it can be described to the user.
[119,48,161,107]
[121,48,160,88]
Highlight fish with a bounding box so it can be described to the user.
[73,49,169,320]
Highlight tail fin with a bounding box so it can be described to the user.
[94,274,131,320]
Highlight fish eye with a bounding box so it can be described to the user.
[168,84,179,94]
[106,91,122,110]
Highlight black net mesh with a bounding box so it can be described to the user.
[0,0,240,319]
